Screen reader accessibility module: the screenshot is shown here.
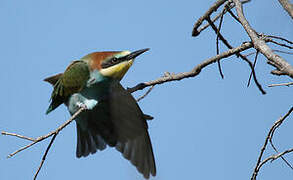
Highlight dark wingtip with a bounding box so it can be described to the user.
[45,107,52,115]
[45,104,55,115]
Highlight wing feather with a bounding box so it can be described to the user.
[108,82,156,179]
[45,60,90,114]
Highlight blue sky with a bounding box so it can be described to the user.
[1,0,292,179]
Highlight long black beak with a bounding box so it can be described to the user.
[101,48,150,69]
[125,48,150,60]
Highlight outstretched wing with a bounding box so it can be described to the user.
[45,60,90,114]
[109,82,156,179]
[75,81,156,179]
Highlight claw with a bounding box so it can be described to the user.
[76,102,88,109]
[75,99,97,110]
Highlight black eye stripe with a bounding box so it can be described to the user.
[101,57,124,69]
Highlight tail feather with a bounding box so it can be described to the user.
[88,131,99,154]
[93,132,107,150]
[76,124,106,158]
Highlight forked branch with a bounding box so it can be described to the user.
[2,107,86,179]
[233,0,293,78]
[251,107,293,180]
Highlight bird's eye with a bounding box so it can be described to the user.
[111,57,118,63]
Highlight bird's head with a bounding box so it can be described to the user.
[82,48,149,80]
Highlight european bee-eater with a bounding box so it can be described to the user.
[44,48,156,179]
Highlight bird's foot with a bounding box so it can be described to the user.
[76,99,98,110]
[76,102,88,109]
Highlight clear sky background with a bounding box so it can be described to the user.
[0,0,292,180]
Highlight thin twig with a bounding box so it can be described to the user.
[5,107,85,158]
[216,9,225,79]
[266,39,293,49]
[247,51,259,87]
[193,0,251,36]
[34,133,58,180]
[136,85,155,102]
[269,141,293,170]
[192,0,228,36]
[1,131,36,141]
[255,148,293,177]
[206,16,266,94]
[266,35,293,45]
[268,108,293,170]
[268,82,293,87]
[7,140,38,158]
[226,6,241,23]
[269,126,293,170]
[251,107,293,180]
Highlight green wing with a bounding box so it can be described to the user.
[45,60,90,114]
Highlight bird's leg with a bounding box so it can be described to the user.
[68,93,98,114]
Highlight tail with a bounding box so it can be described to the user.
[76,124,107,158]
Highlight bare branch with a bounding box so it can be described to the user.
[251,107,293,180]
[192,0,251,36]
[129,38,284,94]
[206,16,266,94]
[192,0,228,36]
[266,35,293,45]
[269,122,293,170]
[128,41,255,93]
[278,0,293,19]
[216,8,225,79]
[7,140,38,158]
[247,51,259,87]
[233,0,293,78]
[34,133,58,180]
[256,148,293,177]
[4,107,85,158]
[136,85,155,102]
[266,38,293,49]
[226,5,241,23]
[269,141,293,170]
[268,82,293,87]
[2,131,36,142]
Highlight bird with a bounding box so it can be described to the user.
[44,48,156,179]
